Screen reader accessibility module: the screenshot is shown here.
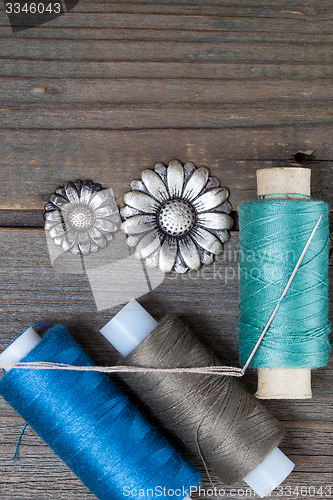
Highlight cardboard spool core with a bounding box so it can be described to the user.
[255,167,312,400]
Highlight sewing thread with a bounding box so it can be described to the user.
[0,325,199,499]
[238,199,331,368]
[119,316,284,485]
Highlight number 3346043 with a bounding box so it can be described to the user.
[5,3,61,14]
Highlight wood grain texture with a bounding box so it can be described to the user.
[0,210,45,227]
[0,0,332,498]
[0,2,332,210]
[0,129,333,210]
[0,229,332,500]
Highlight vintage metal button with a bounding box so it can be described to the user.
[44,180,120,255]
[121,160,234,274]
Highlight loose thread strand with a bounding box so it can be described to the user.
[1,216,321,379]
[0,362,243,376]
[13,422,28,462]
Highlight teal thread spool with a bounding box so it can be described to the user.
[238,168,331,399]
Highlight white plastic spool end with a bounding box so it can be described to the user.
[244,447,294,498]
[0,328,41,371]
[100,299,157,357]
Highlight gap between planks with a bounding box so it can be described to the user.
[0,209,332,232]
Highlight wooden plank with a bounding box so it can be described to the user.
[0,210,45,228]
[2,103,333,130]
[0,2,332,33]
[0,208,331,232]
[3,60,333,80]
[0,129,332,209]
[0,229,332,499]
[6,11,330,32]
[3,78,333,105]
[1,1,333,81]
[0,0,332,205]
[1,27,332,43]
[1,0,323,17]
[53,0,331,7]
[1,38,333,62]
[72,0,330,8]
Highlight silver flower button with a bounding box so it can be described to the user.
[121,160,234,274]
[44,180,120,255]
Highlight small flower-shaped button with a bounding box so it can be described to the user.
[121,160,234,273]
[44,180,120,255]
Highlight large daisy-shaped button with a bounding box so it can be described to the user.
[121,160,234,273]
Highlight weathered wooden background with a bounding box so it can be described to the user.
[0,1,332,499]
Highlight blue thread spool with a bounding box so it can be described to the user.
[0,325,199,499]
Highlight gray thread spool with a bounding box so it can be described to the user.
[101,309,288,490]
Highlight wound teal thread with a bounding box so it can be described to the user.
[257,193,312,199]
[238,199,331,368]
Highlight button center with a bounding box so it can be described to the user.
[158,199,196,236]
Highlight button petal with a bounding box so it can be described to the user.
[183,167,209,202]
[123,191,159,213]
[167,160,185,198]
[192,227,224,255]
[179,237,201,271]
[141,169,169,202]
[192,187,229,212]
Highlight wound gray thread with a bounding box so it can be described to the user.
[121,316,284,485]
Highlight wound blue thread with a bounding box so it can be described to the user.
[238,199,331,368]
[5,325,53,460]
[0,325,199,499]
